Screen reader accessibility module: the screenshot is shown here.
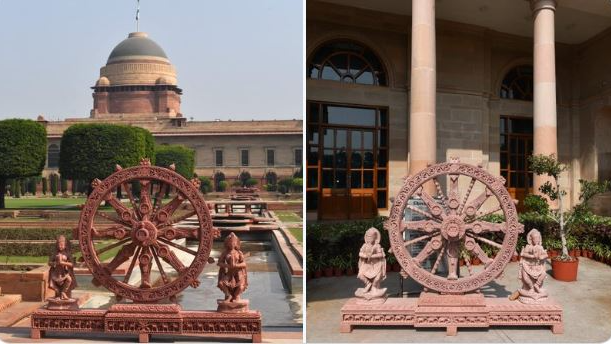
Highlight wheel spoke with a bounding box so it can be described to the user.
[157,209,197,229]
[158,237,198,255]
[406,205,437,222]
[104,195,136,225]
[413,235,442,266]
[461,250,473,276]
[138,247,153,288]
[469,234,503,250]
[103,241,137,273]
[461,188,492,219]
[153,181,170,212]
[155,242,186,273]
[446,241,460,280]
[159,226,198,240]
[468,220,506,234]
[402,219,441,233]
[458,177,476,215]
[96,237,131,256]
[468,206,503,223]
[138,180,153,220]
[121,181,141,220]
[416,187,445,219]
[153,194,185,224]
[430,243,445,274]
[432,177,449,211]
[446,174,461,214]
[404,232,437,247]
[151,246,170,285]
[464,236,493,267]
[95,210,130,227]
[122,245,142,284]
[92,225,130,239]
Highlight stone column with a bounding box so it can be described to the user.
[531,0,558,195]
[409,0,437,191]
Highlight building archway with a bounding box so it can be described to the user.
[214,171,225,191]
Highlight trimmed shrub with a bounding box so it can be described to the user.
[42,177,48,195]
[218,180,228,192]
[154,144,195,179]
[198,176,213,194]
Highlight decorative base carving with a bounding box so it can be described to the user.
[517,288,549,304]
[217,299,249,313]
[355,295,387,305]
[46,298,79,311]
[31,303,262,343]
[340,293,562,336]
[355,287,387,301]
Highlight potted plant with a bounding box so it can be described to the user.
[527,155,610,281]
[345,253,356,276]
[312,255,324,279]
[330,256,344,276]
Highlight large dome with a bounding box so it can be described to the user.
[98,32,177,86]
[107,32,168,63]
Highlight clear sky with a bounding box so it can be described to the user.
[0,0,303,121]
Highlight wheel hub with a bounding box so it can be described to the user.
[133,220,158,246]
[440,215,465,242]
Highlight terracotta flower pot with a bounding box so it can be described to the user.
[346,267,355,276]
[586,250,594,259]
[392,263,401,272]
[459,259,465,266]
[569,249,576,257]
[323,267,334,277]
[511,255,519,262]
[472,257,481,266]
[333,268,343,277]
[551,257,579,282]
[548,250,558,258]
[386,264,392,272]
[314,270,322,279]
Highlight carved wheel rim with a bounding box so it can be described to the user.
[78,162,214,302]
[384,161,523,294]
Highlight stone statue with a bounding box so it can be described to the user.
[355,227,387,302]
[217,232,249,312]
[46,235,79,310]
[512,228,549,303]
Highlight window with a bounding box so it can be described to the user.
[500,65,533,101]
[266,149,275,166]
[47,144,60,168]
[294,148,302,166]
[308,40,387,86]
[241,149,249,166]
[215,150,223,167]
[500,116,533,189]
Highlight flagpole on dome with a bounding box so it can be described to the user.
[136,0,140,32]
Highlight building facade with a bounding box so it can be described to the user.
[307,0,611,220]
[40,32,302,188]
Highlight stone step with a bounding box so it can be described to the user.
[0,294,21,313]
[0,301,42,327]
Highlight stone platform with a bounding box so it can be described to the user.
[30,303,262,343]
[340,293,562,336]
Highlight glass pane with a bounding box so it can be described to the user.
[518,140,525,154]
[510,118,533,134]
[323,129,333,148]
[363,131,374,149]
[500,118,505,133]
[351,131,362,149]
[321,65,340,81]
[306,191,318,210]
[322,170,333,188]
[351,171,361,188]
[335,149,347,168]
[322,149,333,168]
[349,55,365,75]
[307,146,318,165]
[335,170,347,188]
[500,135,506,151]
[336,130,347,148]
[356,70,374,85]
[501,170,508,184]
[308,103,319,123]
[500,153,508,169]
[309,65,319,79]
[308,125,318,144]
[377,170,386,188]
[528,173,534,187]
[351,151,362,168]
[342,76,354,83]
[379,109,388,127]
[517,173,525,188]
[330,54,348,75]
[323,105,376,126]
[510,173,518,187]
[307,168,318,188]
[377,191,387,208]
[363,171,374,188]
[517,156,525,171]
[527,140,533,155]
[511,155,519,171]
[510,138,517,153]
[363,151,374,168]
[378,149,388,167]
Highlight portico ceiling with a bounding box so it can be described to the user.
[317,0,611,44]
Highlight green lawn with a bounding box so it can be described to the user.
[4,197,86,209]
[1,240,124,264]
[288,227,303,243]
[275,211,302,223]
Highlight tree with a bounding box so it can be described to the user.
[529,154,611,260]
[50,174,58,197]
[42,177,48,195]
[0,119,47,208]
[198,176,213,194]
[60,178,68,194]
[154,145,195,179]
[59,124,153,191]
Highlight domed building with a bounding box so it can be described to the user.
[91,32,182,118]
[41,32,302,189]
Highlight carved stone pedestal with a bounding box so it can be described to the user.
[340,293,563,336]
[217,299,249,313]
[46,298,79,311]
[31,303,263,343]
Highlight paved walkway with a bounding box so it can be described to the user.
[306,258,611,343]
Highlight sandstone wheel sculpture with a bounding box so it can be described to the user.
[77,159,217,302]
[384,160,524,294]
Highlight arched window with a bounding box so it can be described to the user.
[238,171,251,186]
[500,65,533,101]
[48,144,60,168]
[214,172,225,191]
[265,171,278,186]
[308,40,387,86]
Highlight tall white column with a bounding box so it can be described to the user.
[409,0,437,186]
[531,0,558,195]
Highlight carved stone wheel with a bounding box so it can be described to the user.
[77,159,217,302]
[384,160,524,294]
